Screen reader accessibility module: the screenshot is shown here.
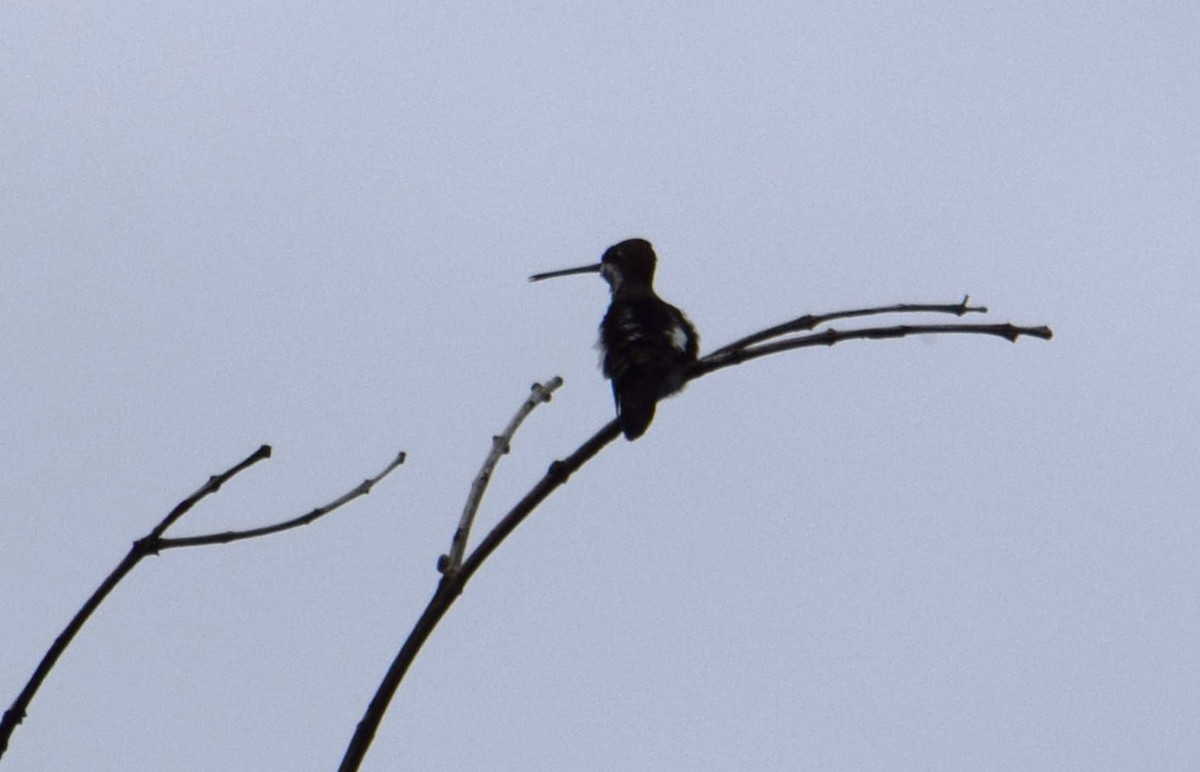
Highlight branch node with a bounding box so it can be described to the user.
[547,460,570,484]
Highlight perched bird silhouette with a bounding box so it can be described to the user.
[531,238,699,440]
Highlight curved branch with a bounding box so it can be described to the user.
[156,450,407,550]
[696,321,1053,379]
[0,445,272,760]
[338,421,621,772]
[705,296,986,359]
[339,304,1054,770]
[1,445,408,761]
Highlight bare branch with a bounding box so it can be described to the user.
[150,445,273,537]
[440,377,564,575]
[706,296,986,360]
[1,445,407,761]
[0,445,272,760]
[341,302,1053,770]
[156,450,408,550]
[696,321,1053,379]
[339,420,621,772]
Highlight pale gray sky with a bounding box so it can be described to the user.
[2,3,1197,770]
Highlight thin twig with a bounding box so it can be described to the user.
[0,445,272,760]
[152,445,274,536]
[694,322,1053,380]
[156,450,407,550]
[440,378,564,575]
[706,296,985,360]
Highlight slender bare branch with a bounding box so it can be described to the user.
[440,377,564,575]
[151,445,274,536]
[1,445,407,761]
[0,445,272,760]
[695,322,1054,379]
[156,450,407,550]
[705,296,986,360]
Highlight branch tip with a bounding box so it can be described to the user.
[957,295,984,315]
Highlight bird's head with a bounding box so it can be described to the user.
[529,237,658,294]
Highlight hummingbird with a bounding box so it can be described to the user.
[531,238,699,440]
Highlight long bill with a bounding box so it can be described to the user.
[528,263,602,282]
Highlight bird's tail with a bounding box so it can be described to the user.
[618,394,657,440]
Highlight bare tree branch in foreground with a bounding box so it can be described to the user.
[0,446,406,760]
[338,301,1052,771]
[440,377,565,574]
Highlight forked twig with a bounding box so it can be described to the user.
[0,445,406,760]
[157,450,407,550]
[0,445,271,759]
[705,296,986,360]
[440,377,564,575]
[339,420,621,772]
[695,322,1053,379]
